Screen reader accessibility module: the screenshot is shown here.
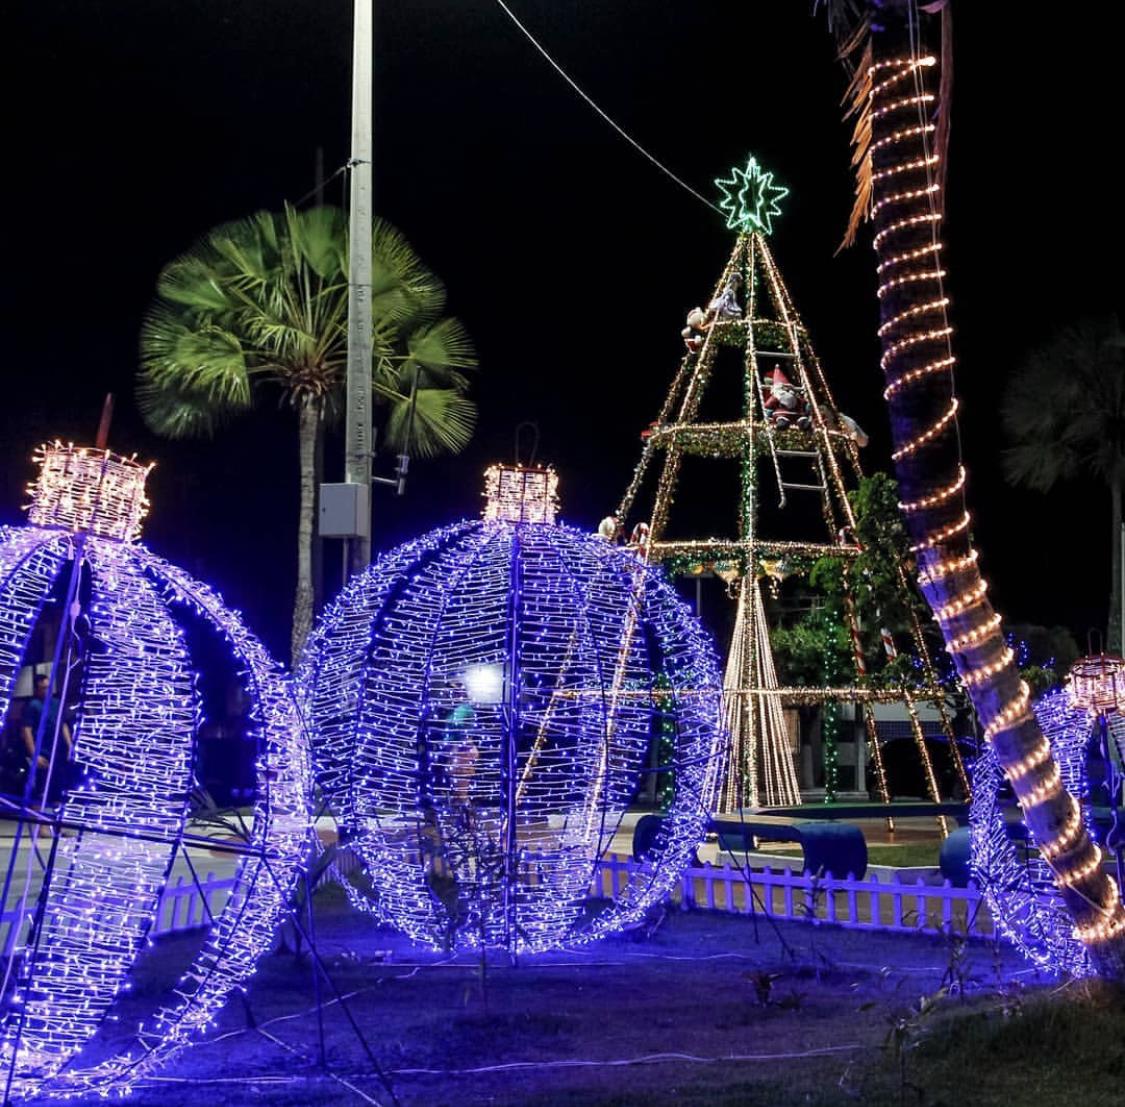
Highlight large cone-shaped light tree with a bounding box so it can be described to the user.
[820,0,1125,971]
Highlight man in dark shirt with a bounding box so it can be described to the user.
[21,673,73,803]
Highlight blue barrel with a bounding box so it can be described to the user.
[797,821,867,879]
[939,826,973,887]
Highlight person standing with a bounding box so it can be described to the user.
[21,673,73,804]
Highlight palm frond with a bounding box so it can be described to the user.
[837,39,873,252]
[140,307,253,408]
[156,255,232,314]
[284,203,346,282]
[403,318,478,374]
[381,387,477,459]
[370,217,446,324]
[136,365,242,438]
[1002,317,1125,492]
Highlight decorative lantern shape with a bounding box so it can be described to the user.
[301,472,724,953]
[1067,653,1125,716]
[0,443,310,1100]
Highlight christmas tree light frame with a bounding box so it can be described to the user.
[615,173,964,813]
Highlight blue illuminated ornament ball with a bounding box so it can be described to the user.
[301,466,725,952]
[0,443,311,1100]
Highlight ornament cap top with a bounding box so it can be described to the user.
[1067,652,1125,716]
[482,462,559,525]
[715,154,789,236]
[26,441,153,543]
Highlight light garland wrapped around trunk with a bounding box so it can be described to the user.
[864,13,1125,967]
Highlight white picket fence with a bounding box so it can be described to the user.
[594,854,999,940]
[1,853,998,956]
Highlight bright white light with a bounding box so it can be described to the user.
[463,663,505,704]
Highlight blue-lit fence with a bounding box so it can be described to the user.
[2,852,1001,954]
[595,854,1000,940]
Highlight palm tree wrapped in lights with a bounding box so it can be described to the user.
[138,203,478,663]
[818,0,1125,969]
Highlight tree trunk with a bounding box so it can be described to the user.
[868,7,1125,970]
[291,397,319,667]
[1110,481,1121,653]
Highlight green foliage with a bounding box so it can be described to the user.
[769,608,851,687]
[1002,318,1125,648]
[1001,317,1125,493]
[847,471,919,638]
[1008,622,1081,698]
[138,203,477,458]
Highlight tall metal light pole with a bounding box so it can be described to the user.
[344,0,374,574]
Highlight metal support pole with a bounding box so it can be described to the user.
[344,0,374,575]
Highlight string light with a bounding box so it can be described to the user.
[26,442,152,543]
[899,466,966,514]
[971,689,1098,976]
[890,398,959,461]
[871,183,940,218]
[867,41,1124,957]
[878,297,951,337]
[945,611,1002,654]
[300,475,724,953]
[482,463,559,525]
[916,548,978,588]
[909,510,971,553]
[0,446,311,1100]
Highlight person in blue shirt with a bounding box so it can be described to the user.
[21,673,73,803]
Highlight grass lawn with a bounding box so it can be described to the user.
[40,886,1122,1107]
[867,842,943,868]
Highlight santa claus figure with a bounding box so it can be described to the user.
[761,367,811,430]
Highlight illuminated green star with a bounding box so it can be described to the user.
[715,155,789,235]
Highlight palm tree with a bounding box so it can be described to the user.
[138,203,477,663]
[816,0,1125,970]
[1002,318,1125,651]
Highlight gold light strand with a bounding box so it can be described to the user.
[877,241,942,273]
[877,268,947,299]
[873,211,941,250]
[871,122,936,156]
[1003,737,1053,785]
[1040,797,1083,862]
[899,466,966,514]
[872,183,940,218]
[1074,905,1125,945]
[917,548,978,587]
[872,92,935,119]
[1016,760,1064,811]
[944,610,1002,653]
[883,356,958,400]
[983,681,1032,742]
[873,154,940,183]
[878,297,950,336]
[961,647,1016,688]
[881,327,954,369]
[1056,846,1104,888]
[909,510,970,553]
[891,398,959,462]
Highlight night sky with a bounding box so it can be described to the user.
[4,1,1120,660]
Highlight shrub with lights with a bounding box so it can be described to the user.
[0,443,310,1100]
[300,464,724,953]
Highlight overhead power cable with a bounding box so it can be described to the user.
[492,0,723,217]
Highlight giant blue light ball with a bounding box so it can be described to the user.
[301,519,724,952]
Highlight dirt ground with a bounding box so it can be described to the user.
[34,885,1123,1107]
